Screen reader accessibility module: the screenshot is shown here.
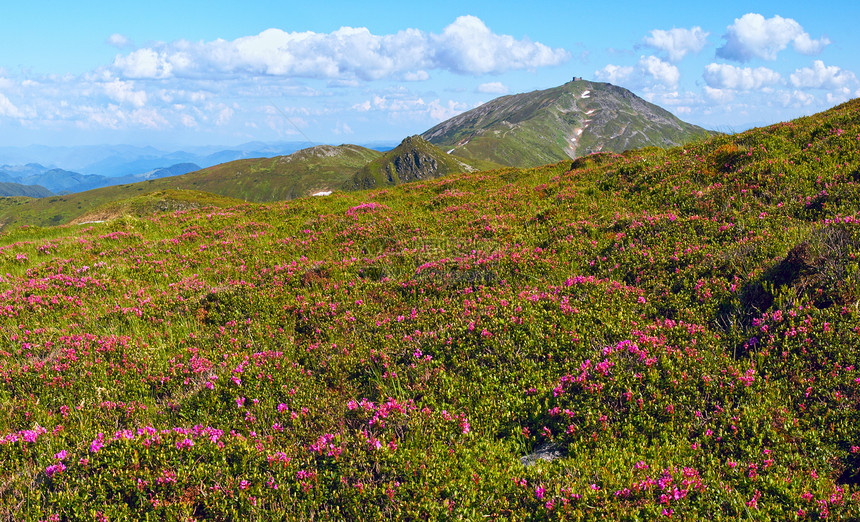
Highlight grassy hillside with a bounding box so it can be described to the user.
[0,182,53,198]
[0,144,381,231]
[190,144,381,200]
[0,99,860,519]
[347,135,501,190]
[422,80,715,167]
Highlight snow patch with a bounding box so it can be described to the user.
[581,90,591,98]
[447,149,455,154]
[312,191,332,197]
[586,109,596,115]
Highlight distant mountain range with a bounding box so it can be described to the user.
[0,141,397,177]
[422,79,714,167]
[0,163,201,195]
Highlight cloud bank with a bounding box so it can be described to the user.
[642,27,709,62]
[716,13,830,62]
[112,16,570,81]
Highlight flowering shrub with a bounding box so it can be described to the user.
[1,99,860,518]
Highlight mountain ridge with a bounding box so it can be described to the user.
[346,136,501,190]
[422,79,714,167]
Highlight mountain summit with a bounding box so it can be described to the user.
[422,79,713,167]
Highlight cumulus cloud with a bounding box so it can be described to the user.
[594,64,634,85]
[595,57,679,89]
[103,79,147,107]
[432,16,569,74]
[716,13,830,62]
[114,48,176,79]
[111,16,569,81]
[779,90,815,107]
[638,56,680,87]
[703,63,782,90]
[790,60,857,89]
[477,82,508,94]
[642,27,709,62]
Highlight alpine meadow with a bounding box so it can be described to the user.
[0,93,859,519]
[2,3,860,520]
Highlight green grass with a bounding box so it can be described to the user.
[0,144,381,231]
[0,98,859,519]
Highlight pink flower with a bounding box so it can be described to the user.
[45,463,65,477]
[90,433,104,453]
[176,438,194,450]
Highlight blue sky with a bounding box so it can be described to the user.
[0,0,858,148]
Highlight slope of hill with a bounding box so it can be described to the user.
[422,79,714,167]
[191,144,382,200]
[0,181,53,198]
[0,144,381,230]
[1,99,860,519]
[346,135,501,190]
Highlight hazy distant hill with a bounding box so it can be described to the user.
[0,182,53,198]
[0,141,397,178]
[422,79,714,167]
[0,162,200,194]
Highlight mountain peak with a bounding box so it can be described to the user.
[422,81,713,168]
[346,135,499,190]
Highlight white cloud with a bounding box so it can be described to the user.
[642,27,708,62]
[130,107,170,128]
[594,64,634,85]
[110,16,569,81]
[0,92,22,118]
[790,60,857,89]
[216,106,234,126]
[428,99,469,121]
[716,13,830,62]
[477,82,508,94]
[403,70,429,81]
[432,16,569,74]
[333,122,353,135]
[703,63,782,90]
[114,48,175,79]
[639,56,679,87]
[103,79,147,107]
[703,86,735,103]
[787,90,815,106]
[595,57,678,89]
[351,100,372,112]
[180,114,198,128]
[107,34,133,49]
[826,89,852,105]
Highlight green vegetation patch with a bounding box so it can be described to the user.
[0,99,859,519]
